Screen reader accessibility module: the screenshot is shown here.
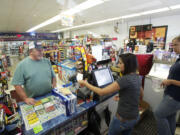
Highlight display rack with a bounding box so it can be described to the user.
[20,96,65,131]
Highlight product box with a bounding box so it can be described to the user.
[58,59,76,84]
[52,88,77,116]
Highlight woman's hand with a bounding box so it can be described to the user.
[161,79,172,87]
[113,95,119,101]
[78,80,87,87]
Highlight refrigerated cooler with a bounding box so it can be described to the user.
[144,62,171,111]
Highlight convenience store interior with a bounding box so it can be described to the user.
[0,0,180,135]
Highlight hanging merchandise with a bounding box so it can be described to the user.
[0,55,11,92]
[75,46,88,72]
[59,46,67,61]
[6,56,11,67]
[0,109,5,133]
[61,14,74,27]
[80,47,88,72]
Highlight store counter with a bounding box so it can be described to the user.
[18,93,116,135]
[144,62,171,111]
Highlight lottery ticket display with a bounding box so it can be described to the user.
[20,96,65,130]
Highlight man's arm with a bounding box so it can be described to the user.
[171,80,180,87]
[52,77,57,88]
[14,85,36,105]
[12,63,35,105]
[161,79,180,87]
[49,60,57,88]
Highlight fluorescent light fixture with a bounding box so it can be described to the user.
[52,5,180,33]
[122,13,141,19]
[27,15,62,32]
[169,4,180,10]
[140,7,169,15]
[26,0,105,32]
[52,17,123,33]
[63,0,104,15]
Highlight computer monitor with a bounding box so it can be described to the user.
[92,68,114,88]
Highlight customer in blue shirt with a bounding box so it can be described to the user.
[154,35,180,135]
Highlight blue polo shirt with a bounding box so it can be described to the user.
[165,56,180,101]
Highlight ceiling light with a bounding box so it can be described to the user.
[169,4,180,10]
[27,15,62,32]
[121,13,141,19]
[140,7,169,15]
[52,5,179,33]
[52,17,122,33]
[63,0,104,15]
[26,0,105,32]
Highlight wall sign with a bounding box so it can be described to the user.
[0,33,58,41]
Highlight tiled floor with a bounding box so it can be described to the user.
[103,128,180,135]
[176,127,180,135]
[103,111,180,135]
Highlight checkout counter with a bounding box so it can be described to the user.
[17,67,117,135]
[18,93,117,135]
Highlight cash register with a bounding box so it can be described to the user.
[74,67,114,102]
[92,67,114,101]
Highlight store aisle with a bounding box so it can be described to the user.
[7,56,21,92]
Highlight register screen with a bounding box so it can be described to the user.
[94,68,113,87]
